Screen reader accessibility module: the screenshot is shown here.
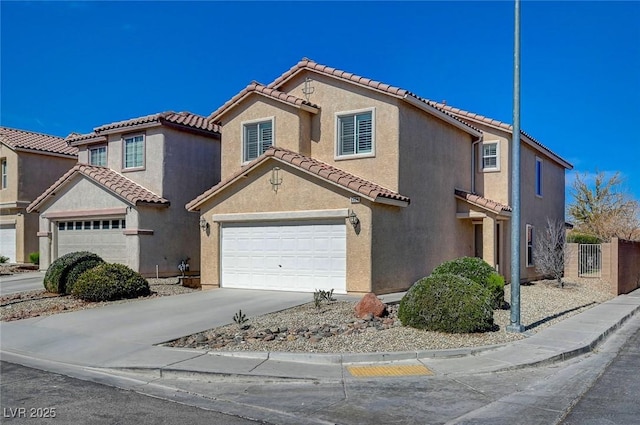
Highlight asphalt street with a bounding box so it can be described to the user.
[561,323,640,425]
[0,361,269,425]
[0,272,44,296]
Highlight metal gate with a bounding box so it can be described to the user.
[579,244,602,277]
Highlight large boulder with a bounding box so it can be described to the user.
[354,293,386,319]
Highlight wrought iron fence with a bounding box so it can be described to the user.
[578,244,602,278]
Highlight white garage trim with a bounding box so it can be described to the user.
[0,225,17,263]
[213,209,349,223]
[220,220,347,293]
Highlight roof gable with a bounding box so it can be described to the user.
[0,126,77,157]
[208,82,320,123]
[27,164,169,213]
[186,147,409,211]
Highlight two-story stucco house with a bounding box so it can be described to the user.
[27,112,221,277]
[1,127,78,263]
[186,59,571,294]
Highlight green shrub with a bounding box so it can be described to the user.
[72,263,150,302]
[432,257,505,309]
[398,273,494,333]
[43,251,104,294]
[566,232,601,244]
[0,255,9,264]
[29,252,40,265]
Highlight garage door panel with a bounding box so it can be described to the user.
[58,229,127,265]
[0,226,16,263]
[221,220,346,293]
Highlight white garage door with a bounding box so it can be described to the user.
[56,219,128,265]
[221,220,346,293]
[0,225,17,263]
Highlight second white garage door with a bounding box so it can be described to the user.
[221,220,346,293]
[56,219,128,266]
[0,225,16,263]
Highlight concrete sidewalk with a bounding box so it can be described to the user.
[2,287,638,382]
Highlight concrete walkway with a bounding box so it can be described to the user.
[1,287,639,382]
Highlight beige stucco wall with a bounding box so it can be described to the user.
[0,145,76,263]
[197,160,373,293]
[68,126,220,275]
[216,97,310,179]
[279,73,401,191]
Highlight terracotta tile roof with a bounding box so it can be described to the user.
[455,189,512,214]
[267,58,570,168]
[187,147,409,211]
[0,126,77,156]
[266,58,481,135]
[65,111,221,144]
[64,132,107,145]
[429,101,572,169]
[27,164,169,213]
[209,81,319,122]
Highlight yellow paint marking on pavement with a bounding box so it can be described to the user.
[347,364,433,377]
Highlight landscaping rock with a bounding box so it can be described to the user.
[354,293,387,319]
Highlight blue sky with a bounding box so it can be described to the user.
[2,1,639,203]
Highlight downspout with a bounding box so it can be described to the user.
[471,136,483,193]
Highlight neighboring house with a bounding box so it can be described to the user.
[27,112,221,277]
[0,127,77,263]
[186,59,572,294]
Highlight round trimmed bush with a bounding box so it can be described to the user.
[72,263,150,302]
[398,273,494,333]
[43,251,105,294]
[432,257,505,309]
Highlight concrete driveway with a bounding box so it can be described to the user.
[0,288,311,368]
[0,272,45,295]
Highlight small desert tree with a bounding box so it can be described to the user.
[534,218,567,287]
[568,171,640,241]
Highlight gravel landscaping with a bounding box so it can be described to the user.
[0,277,198,322]
[164,278,614,353]
[2,274,614,354]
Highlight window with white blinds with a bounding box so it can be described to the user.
[337,110,374,157]
[243,120,273,162]
[123,135,144,169]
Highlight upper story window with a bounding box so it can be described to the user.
[89,146,107,167]
[535,156,543,197]
[123,134,145,170]
[1,158,6,189]
[336,109,374,158]
[243,119,273,163]
[482,141,499,171]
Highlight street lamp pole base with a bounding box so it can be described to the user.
[507,324,525,333]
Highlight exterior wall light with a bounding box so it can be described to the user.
[348,210,359,228]
[199,217,209,231]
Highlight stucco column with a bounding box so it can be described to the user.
[482,215,497,268]
[37,217,52,271]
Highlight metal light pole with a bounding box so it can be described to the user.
[507,0,525,333]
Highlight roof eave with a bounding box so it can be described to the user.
[403,95,482,139]
[13,147,77,159]
[67,135,108,147]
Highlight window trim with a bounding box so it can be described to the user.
[241,117,275,165]
[89,145,108,167]
[535,156,543,197]
[1,158,7,189]
[334,107,376,160]
[526,224,534,267]
[122,133,145,171]
[481,141,500,172]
